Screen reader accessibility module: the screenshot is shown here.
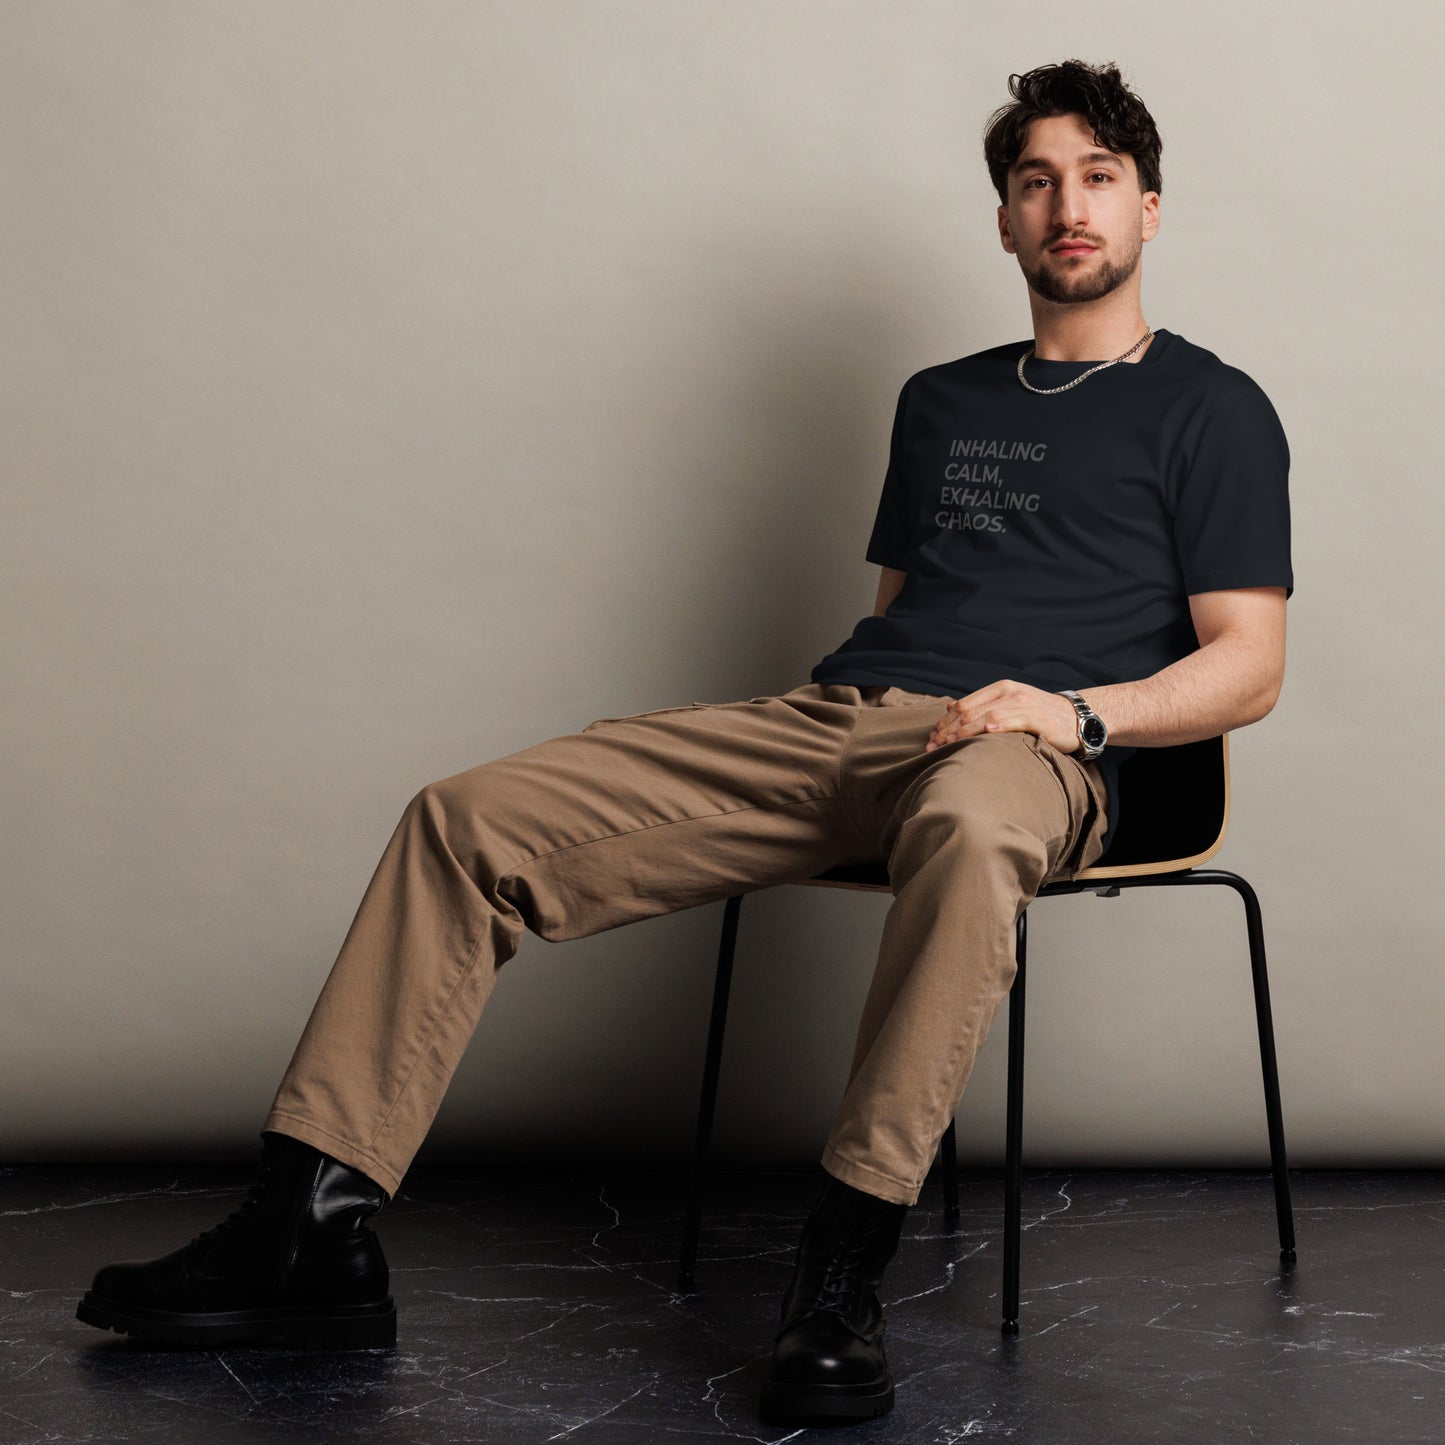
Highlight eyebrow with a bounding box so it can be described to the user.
[1011,150,1125,176]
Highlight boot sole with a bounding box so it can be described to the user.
[758,1372,895,1422]
[75,1292,397,1350]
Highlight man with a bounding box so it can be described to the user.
[75,58,1291,1427]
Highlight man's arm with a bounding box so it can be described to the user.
[1077,585,1287,747]
[873,567,907,617]
[924,586,1288,754]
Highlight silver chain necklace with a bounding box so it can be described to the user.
[1017,328,1154,394]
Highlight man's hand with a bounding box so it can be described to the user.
[924,680,1082,754]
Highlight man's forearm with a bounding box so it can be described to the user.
[1078,634,1281,748]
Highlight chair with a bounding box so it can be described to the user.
[675,732,1297,1333]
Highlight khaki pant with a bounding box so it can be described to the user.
[263,682,1108,1206]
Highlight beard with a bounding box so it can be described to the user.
[1021,232,1143,305]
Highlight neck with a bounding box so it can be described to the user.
[1029,309,1152,363]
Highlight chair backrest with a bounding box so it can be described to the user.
[1083,733,1229,879]
[805,733,1231,893]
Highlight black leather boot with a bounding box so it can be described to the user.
[75,1130,396,1349]
[758,1170,909,1423]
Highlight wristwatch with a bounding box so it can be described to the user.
[1057,690,1108,760]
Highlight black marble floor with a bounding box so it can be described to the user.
[3,1163,1443,1443]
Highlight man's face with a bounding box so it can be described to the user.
[997,111,1158,306]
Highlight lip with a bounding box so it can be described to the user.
[1050,243,1097,254]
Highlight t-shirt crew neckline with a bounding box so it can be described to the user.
[1019,327,1173,369]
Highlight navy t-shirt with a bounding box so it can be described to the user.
[809,327,1294,857]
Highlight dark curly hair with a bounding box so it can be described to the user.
[982,60,1162,206]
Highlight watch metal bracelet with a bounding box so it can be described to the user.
[1057,688,1108,760]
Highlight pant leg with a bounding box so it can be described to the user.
[263,686,879,1195]
[822,688,1110,1205]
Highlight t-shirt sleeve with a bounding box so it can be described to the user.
[1173,379,1294,599]
[863,377,914,569]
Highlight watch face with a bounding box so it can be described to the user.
[1082,715,1107,747]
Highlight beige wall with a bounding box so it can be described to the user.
[3,0,1439,1172]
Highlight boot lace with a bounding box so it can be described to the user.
[792,1237,873,1341]
[189,1152,276,1250]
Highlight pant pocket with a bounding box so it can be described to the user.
[1021,732,1100,880]
[1074,762,1110,872]
[581,702,709,732]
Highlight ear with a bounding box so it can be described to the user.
[1141,190,1161,240]
[998,204,1015,255]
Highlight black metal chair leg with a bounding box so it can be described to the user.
[1002,908,1028,1335]
[940,1119,959,1226]
[1218,870,1297,1261]
[678,893,743,1292]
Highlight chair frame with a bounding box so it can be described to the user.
[675,732,1297,1332]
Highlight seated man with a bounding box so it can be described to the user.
[74,59,1292,1427]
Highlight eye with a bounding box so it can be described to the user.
[1090,172,1113,182]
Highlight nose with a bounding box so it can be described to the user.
[1052,178,1089,230]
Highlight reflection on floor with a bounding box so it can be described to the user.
[3,1163,1443,1444]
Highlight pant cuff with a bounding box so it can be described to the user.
[261,1109,403,1198]
[820,1144,920,1207]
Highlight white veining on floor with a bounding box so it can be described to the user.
[6,1165,1442,1443]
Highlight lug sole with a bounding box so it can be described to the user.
[758,1372,895,1422]
[75,1292,397,1350]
